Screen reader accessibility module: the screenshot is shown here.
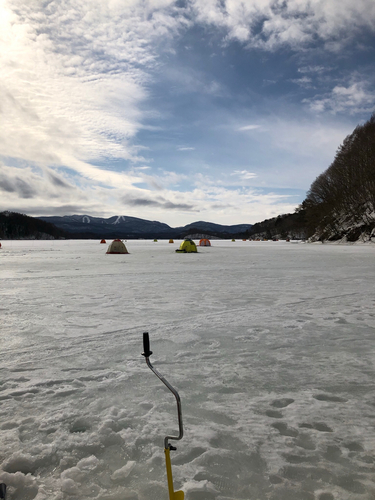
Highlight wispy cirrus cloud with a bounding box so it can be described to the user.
[298,66,327,75]
[238,125,261,131]
[160,65,226,96]
[232,170,257,180]
[290,76,313,88]
[135,169,188,190]
[0,0,186,173]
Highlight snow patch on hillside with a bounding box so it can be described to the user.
[113,216,126,225]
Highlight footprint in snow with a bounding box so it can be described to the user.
[299,422,333,432]
[265,409,283,418]
[271,422,299,437]
[271,398,294,408]
[313,393,347,403]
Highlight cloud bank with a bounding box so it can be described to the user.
[191,0,375,50]
[1,0,374,224]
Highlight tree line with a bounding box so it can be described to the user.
[246,113,375,242]
[302,113,375,241]
[0,212,68,239]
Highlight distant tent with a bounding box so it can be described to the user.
[106,239,129,254]
[199,238,211,246]
[153,239,158,242]
[232,239,235,242]
[169,239,174,243]
[100,239,106,244]
[176,238,197,253]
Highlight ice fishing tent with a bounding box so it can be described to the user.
[176,238,197,253]
[106,239,129,254]
[199,238,211,246]
[100,239,106,244]
[169,239,174,243]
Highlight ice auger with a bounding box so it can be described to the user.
[142,332,184,500]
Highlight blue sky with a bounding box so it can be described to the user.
[1,0,374,226]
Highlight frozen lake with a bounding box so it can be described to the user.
[1,239,375,500]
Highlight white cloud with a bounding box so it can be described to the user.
[2,0,373,184]
[263,118,352,160]
[304,81,375,115]
[0,162,94,213]
[225,114,355,191]
[134,169,188,191]
[1,0,373,226]
[0,157,299,225]
[232,170,257,180]
[238,125,261,131]
[298,66,326,74]
[181,183,298,225]
[191,0,375,51]
[0,0,187,180]
[290,76,313,88]
[161,65,226,96]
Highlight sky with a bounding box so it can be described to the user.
[1,0,375,227]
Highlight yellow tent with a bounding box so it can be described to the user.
[176,238,197,253]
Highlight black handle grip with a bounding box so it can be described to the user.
[0,483,6,500]
[142,332,153,357]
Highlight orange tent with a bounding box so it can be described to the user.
[199,238,211,246]
[100,239,106,244]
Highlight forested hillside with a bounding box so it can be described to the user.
[247,113,375,242]
[0,212,68,239]
[245,211,307,240]
[302,114,375,241]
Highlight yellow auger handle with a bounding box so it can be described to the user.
[173,491,184,500]
[165,447,184,500]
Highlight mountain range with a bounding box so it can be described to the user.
[38,215,252,239]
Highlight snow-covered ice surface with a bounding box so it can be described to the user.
[1,239,375,500]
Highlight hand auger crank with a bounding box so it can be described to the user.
[142,332,184,500]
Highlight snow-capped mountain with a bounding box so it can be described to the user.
[38,215,252,239]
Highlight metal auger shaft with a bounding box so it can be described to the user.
[142,332,184,500]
